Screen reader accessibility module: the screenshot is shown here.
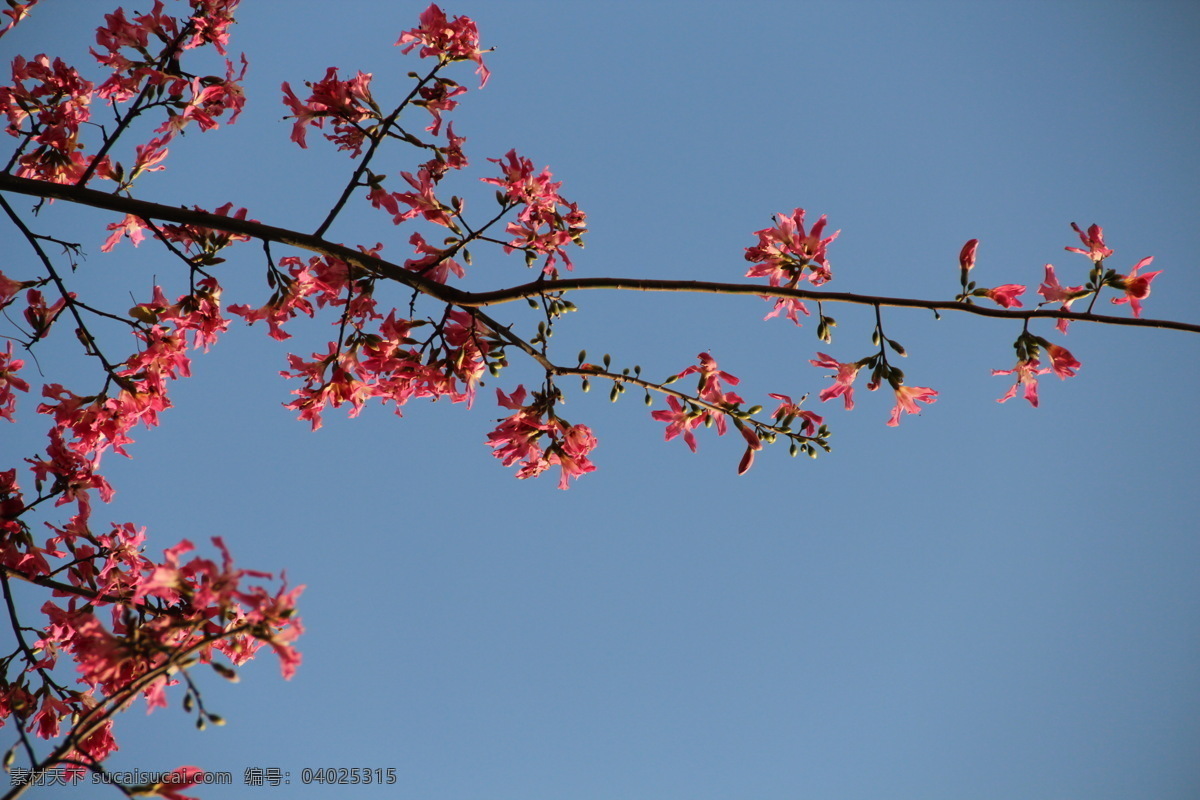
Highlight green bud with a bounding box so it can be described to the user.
[644,393,653,406]
[211,662,239,682]
[207,713,226,726]
[789,442,799,457]
[746,405,762,415]
[609,385,619,402]
[578,349,587,364]
[581,378,590,392]
[603,354,611,369]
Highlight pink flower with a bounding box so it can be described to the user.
[101,214,150,252]
[486,387,595,488]
[675,352,742,406]
[1037,264,1087,333]
[547,423,597,489]
[396,4,490,87]
[22,289,67,340]
[767,392,824,435]
[1065,222,1113,262]
[29,692,71,739]
[1109,256,1161,318]
[735,422,763,476]
[745,208,839,286]
[809,353,861,410]
[980,284,1025,308]
[959,239,978,272]
[394,168,454,228]
[0,2,39,39]
[993,358,1050,407]
[405,232,465,283]
[415,77,467,135]
[650,396,702,452]
[886,384,937,427]
[0,269,28,309]
[0,341,30,421]
[762,296,810,326]
[281,68,375,154]
[1046,344,1081,379]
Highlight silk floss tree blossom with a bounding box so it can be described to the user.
[0,2,1196,798]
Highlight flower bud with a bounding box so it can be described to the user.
[959,239,979,272]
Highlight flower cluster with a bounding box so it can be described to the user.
[810,351,936,427]
[993,333,1081,407]
[1040,222,1162,329]
[396,3,490,88]
[651,353,750,462]
[955,239,1027,308]
[279,309,493,430]
[282,67,377,154]
[487,386,597,489]
[1,54,108,183]
[745,208,840,325]
[3,241,299,778]
[481,149,587,275]
[0,0,247,186]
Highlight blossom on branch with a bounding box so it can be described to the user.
[405,232,466,283]
[979,284,1026,308]
[1046,344,1081,380]
[1037,263,1087,333]
[0,341,30,421]
[745,208,840,287]
[1109,256,1161,318]
[1065,222,1114,263]
[397,4,490,87]
[2,54,113,183]
[809,353,861,410]
[282,67,376,154]
[393,168,455,227]
[487,385,596,488]
[767,393,824,436]
[993,357,1049,407]
[886,384,938,427]
[959,239,979,272]
[651,396,702,452]
[481,150,587,274]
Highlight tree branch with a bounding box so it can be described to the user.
[3,173,1196,335]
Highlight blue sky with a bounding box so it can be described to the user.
[6,1,1200,798]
